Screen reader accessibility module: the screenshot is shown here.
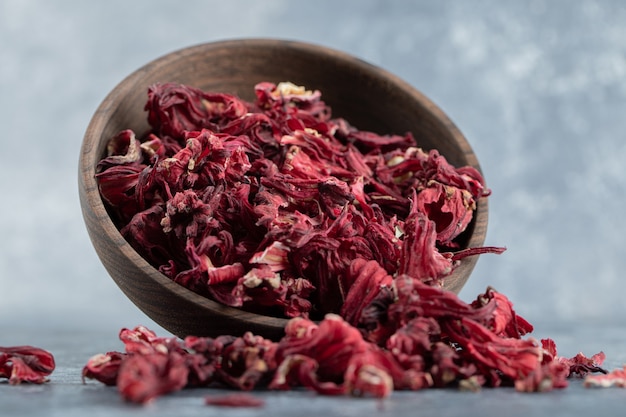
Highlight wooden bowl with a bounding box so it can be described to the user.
[78,39,488,340]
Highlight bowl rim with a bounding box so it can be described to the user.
[79,37,488,334]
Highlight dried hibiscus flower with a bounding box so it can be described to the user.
[0,345,55,384]
[96,81,503,319]
[83,326,279,404]
[584,366,626,388]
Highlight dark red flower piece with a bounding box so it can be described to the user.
[183,334,235,386]
[561,352,607,377]
[97,129,144,168]
[254,81,325,120]
[540,338,607,378]
[232,265,315,318]
[95,130,147,221]
[0,346,56,385]
[274,315,369,382]
[116,351,189,404]
[146,82,247,140]
[215,332,278,391]
[413,182,475,246]
[514,360,570,392]
[340,258,394,327]
[270,314,402,398]
[120,204,180,270]
[443,318,542,382]
[470,286,534,338]
[386,317,441,371]
[82,351,126,386]
[96,164,145,220]
[346,130,415,153]
[429,341,478,387]
[388,275,497,327]
[397,199,453,285]
[270,354,346,395]
[118,325,186,356]
[585,366,626,388]
[343,348,397,397]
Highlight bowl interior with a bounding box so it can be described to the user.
[79,39,487,339]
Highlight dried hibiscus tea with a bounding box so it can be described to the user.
[82,325,278,404]
[96,80,504,319]
[585,366,626,388]
[0,345,55,384]
[88,81,612,404]
[82,351,126,386]
[82,326,191,404]
[204,393,265,407]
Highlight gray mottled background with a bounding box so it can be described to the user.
[2,0,626,337]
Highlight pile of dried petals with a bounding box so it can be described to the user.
[585,367,626,388]
[96,81,504,319]
[82,288,606,404]
[0,346,56,384]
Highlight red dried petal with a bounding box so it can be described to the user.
[82,352,126,386]
[220,113,277,153]
[355,285,397,346]
[94,130,148,221]
[96,164,145,218]
[345,129,415,154]
[344,350,395,397]
[585,366,626,388]
[184,335,235,386]
[388,275,497,327]
[0,346,56,385]
[340,258,393,327]
[98,129,144,167]
[250,241,291,272]
[161,190,215,239]
[557,351,607,378]
[215,332,278,390]
[360,210,403,273]
[117,352,188,404]
[470,287,534,338]
[120,204,174,269]
[443,318,543,382]
[541,338,558,360]
[254,81,323,116]
[398,199,453,285]
[233,265,315,318]
[413,182,475,245]
[270,354,345,395]
[514,361,570,392]
[386,317,440,370]
[275,315,369,383]
[429,342,478,387]
[146,82,247,140]
[421,148,488,201]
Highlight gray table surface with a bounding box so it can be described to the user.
[3,0,626,415]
